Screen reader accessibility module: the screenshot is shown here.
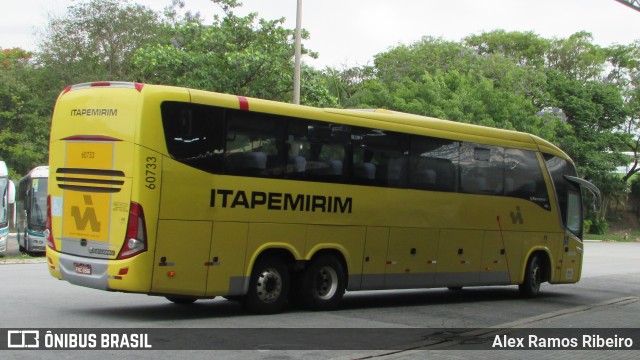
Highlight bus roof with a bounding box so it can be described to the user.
[324,108,569,159]
[191,86,569,159]
[0,161,7,176]
[59,82,570,161]
[26,166,49,179]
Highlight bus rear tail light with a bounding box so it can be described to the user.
[117,202,148,260]
[45,195,56,250]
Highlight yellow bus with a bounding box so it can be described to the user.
[46,81,599,314]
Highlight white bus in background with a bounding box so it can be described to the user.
[16,166,49,254]
[1,161,16,256]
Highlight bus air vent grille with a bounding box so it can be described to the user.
[56,168,125,193]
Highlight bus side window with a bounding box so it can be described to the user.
[409,136,459,192]
[285,121,309,178]
[352,128,407,187]
[459,143,504,196]
[161,102,225,174]
[505,149,550,210]
[225,111,285,178]
[302,123,349,183]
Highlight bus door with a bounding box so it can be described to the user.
[559,187,585,282]
[560,176,599,283]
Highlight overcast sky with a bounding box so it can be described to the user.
[1,0,639,68]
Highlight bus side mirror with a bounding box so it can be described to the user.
[564,175,601,211]
[8,180,16,229]
[8,180,15,204]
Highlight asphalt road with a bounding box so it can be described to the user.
[1,236,639,359]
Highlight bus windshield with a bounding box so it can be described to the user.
[0,178,7,226]
[29,178,48,229]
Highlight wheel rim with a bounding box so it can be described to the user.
[531,261,541,290]
[314,266,339,300]
[256,267,283,304]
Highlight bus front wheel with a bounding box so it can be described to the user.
[298,255,346,311]
[519,255,542,297]
[243,256,290,314]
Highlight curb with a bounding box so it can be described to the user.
[0,258,47,265]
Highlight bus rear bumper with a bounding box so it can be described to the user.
[48,250,110,290]
[46,247,153,293]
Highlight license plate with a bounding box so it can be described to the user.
[74,263,92,275]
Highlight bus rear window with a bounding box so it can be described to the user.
[161,102,226,173]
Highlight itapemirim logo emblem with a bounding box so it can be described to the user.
[70,195,101,232]
[510,206,524,225]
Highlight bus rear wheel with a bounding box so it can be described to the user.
[243,256,290,314]
[298,255,346,311]
[519,255,542,297]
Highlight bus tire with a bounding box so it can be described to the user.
[299,255,346,311]
[166,296,197,305]
[243,256,290,314]
[519,255,542,298]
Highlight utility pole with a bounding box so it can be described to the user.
[293,0,302,104]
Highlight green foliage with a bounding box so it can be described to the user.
[631,176,640,217]
[132,0,332,105]
[338,35,560,141]
[582,219,593,234]
[545,70,630,179]
[36,0,166,86]
[588,217,609,235]
[582,219,592,235]
[0,48,50,175]
[2,0,639,205]
[464,30,550,68]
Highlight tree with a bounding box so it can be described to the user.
[36,0,167,87]
[604,42,640,183]
[0,48,50,176]
[324,64,375,108]
[464,30,550,68]
[331,30,636,230]
[546,32,607,82]
[340,36,552,137]
[133,0,333,105]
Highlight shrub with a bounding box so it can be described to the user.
[589,217,608,235]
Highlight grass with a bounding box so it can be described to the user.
[585,230,640,242]
[0,253,45,263]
